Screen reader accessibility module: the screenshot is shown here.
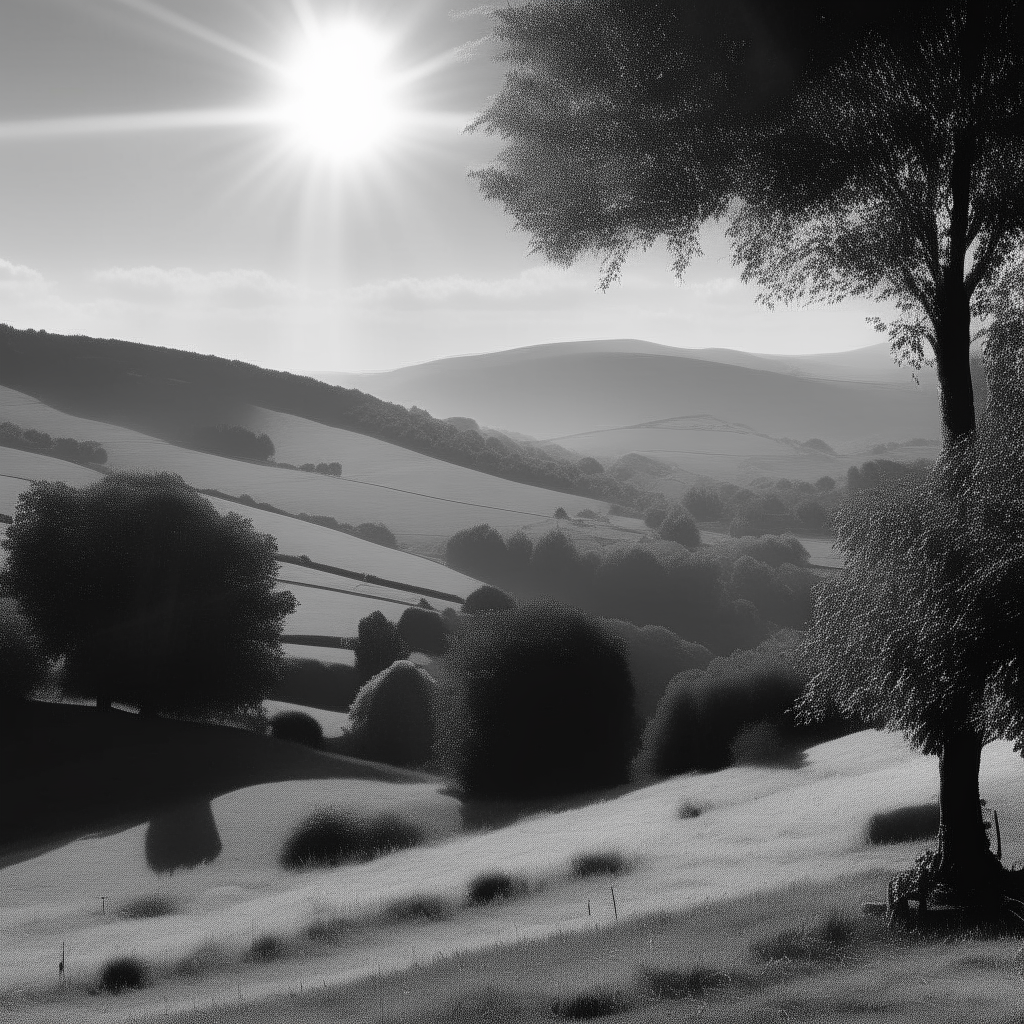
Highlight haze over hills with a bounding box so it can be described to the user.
[315,340,945,449]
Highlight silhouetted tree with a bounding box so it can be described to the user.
[0,472,295,717]
[659,506,701,548]
[463,585,517,614]
[353,611,409,683]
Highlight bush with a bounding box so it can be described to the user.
[729,515,760,538]
[816,476,836,492]
[677,800,704,819]
[445,523,510,578]
[0,597,47,706]
[644,506,667,529]
[279,657,361,712]
[191,424,274,462]
[249,934,287,962]
[865,803,940,845]
[554,506,570,519]
[462,585,516,614]
[729,721,803,767]
[381,894,454,922]
[352,522,396,548]
[437,603,636,798]
[683,487,725,521]
[577,457,604,474]
[551,988,633,1019]
[659,506,701,548]
[269,710,324,748]
[571,850,630,877]
[280,809,423,869]
[99,956,148,993]
[354,611,409,683]
[796,499,831,532]
[120,894,177,919]
[344,660,436,767]
[397,606,448,655]
[467,871,528,905]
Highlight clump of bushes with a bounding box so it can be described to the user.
[98,955,148,993]
[280,809,424,870]
[729,721,804,767]
[462,585,516,614]
[865,803,939,845]
[644,506,667,529]
[551,987,633,1019]
[397,605,449,655]
[191,424,274,462]
[659,506,701,548]
[298,461,342,477]
[733,534,809,568]
[571,850,630,878]
[350,522,396,547]
[381,893,454,923]
[0,597,48,708]
[0,421,107,465]
[436,603,636,798]
[683,487,725,521]
[635,631,854,779]
[269,710,324,748]
[342,660,436,767]
[278,656,361,712]
[120,894,177,919]
[354,610,409,683]
[467,871,528,905]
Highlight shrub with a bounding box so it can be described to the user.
[735,534,810,568]
[120,894,177,919]
[381,894,454,922]
[866,803,939,845]
[750,927,813,962]
[280,810,424,869]
[249,934,286,962]
[659,506,701,548]
[445,523,510,578]
[353,522,396,548]
[677,800,704,819]
[638,964,729,999]
[191,424,274,462]
[99,956,147,993]
[344,660,436,767]
[0,597,47,706]
[279,657,361,712]
[437,603,636,798]
[750,912,858,962]
[551,988,633,1019]
[644,506,667,529]
[354,611,409,683]
[467,871,528,905]
[571,850,630,877]
[729,515,759,538]
[816,476,836,492]
[729,721,804,767]
[462,585,516,614]
[397,605,448,655]
[796,499,830,532]
[577,457,604,474]
[554,506,570,519]
[269,710,324,748]
[683,487,725,521]
[144,800,222,873]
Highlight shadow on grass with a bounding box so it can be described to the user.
[145,800,222,873]
[866,803,939,845]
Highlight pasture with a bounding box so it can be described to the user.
[1,728,1021,1022]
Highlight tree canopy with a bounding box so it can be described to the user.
[0,471,296,718]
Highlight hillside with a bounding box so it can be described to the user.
[316,340,946,454]
[0,326,639,507]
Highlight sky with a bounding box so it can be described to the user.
[0,0,889,374]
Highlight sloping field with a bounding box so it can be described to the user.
[2,730,1020,1021]
[0,386,607,545]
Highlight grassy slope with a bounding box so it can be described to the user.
[1,729,1020,1021]
[0,385,609,546]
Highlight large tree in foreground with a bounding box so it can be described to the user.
[0,471,296,719]
[469,0,1024,903]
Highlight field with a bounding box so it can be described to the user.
[0,385,610,553]
[1,728,1021,1022]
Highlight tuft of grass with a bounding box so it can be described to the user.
[677,800,704,820]
[750,926,813,962]
[280,809,424,870]
[119,893,177,919]
[382,893,455,923]
[571,851,630,878]
[249,934,287,962]
[466,870,528,906]
[751,909,861,963]
[806,908,857,948]
[551,987,634,1019]
[98,955,147,994]
[866,803,939,845]
[638,963,730,1000]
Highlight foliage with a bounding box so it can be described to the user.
[0,597,48,705]
[733,534,810,568]
[279,656,361,712]
[554,506,569,519]
[397,605,448,655]
[846,458,933,493]
[0,471,295,716]
[816,476,836,492]
[798,352,1024,757]
[658,506,701,548]
[351,521,396,547]
[866,803,940,845]
[551,988,633,1019]
[280,809,423,869]
[571,850,630,877]
[298,460,342,476]
[120,894,177,919]
[98,956,148,993]
[436,603,636,798]
[683,486,726,521]
[463,584,517,614]
[445,523,510,579]
[729,721,804,768]
[344,660,436,767]
[577,456,604,474]
[269,710,324,748]
[0,420,106,465]
[353,610,409,683]
[467,871,528,905]
[191,423,275,462]
[644,506,667,529]
[638,964,730,1000]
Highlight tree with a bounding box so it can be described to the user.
[0,471,295,718]
[353,610,409,683]
[0,597,48,708]
[470,0,1024,904]
[800,341,1024,902]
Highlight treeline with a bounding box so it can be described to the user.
[0,326,644,508]
[444,524,819,654]
[0,421,107,466]
[189,424,275,462]
[846,457,933,492]
[200,489,397,548]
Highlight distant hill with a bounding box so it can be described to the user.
[315,339,948,448]
[0,326,641,508]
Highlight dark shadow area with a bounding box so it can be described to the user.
[866,803,940,845]
[144,800,222,873]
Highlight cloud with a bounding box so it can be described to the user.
[94,265,306,305]
[0,257,48,292]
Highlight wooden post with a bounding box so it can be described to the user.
[610,887,618,921]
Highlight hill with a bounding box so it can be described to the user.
[0,326,639,507]
[315,340,946,456]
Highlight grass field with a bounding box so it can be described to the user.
[0,386,610,549]
[2,728,1020,1022]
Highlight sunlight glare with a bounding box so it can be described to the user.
[283,21,399,162]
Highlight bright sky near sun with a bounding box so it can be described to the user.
[0,0,886,374]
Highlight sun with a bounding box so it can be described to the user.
[282,20,400,162]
